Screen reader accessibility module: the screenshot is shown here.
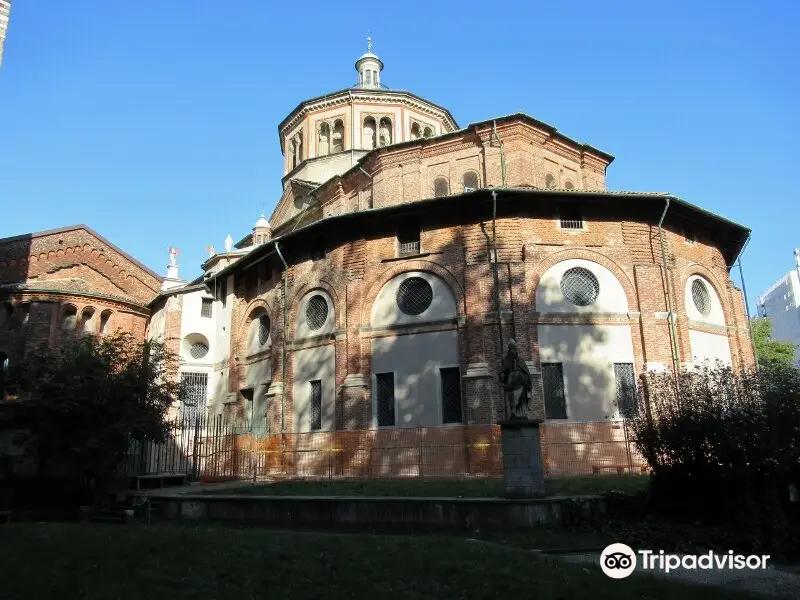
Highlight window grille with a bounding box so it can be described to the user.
[190,342,209,360]
[257,315,270,346]
[614,362,638,418]
[542,363,567,419]
[306,295,328,330]
[375,372,395,427]
[559,203,584,229]
[200,298,213,318]
[396,277,433,316]
[691,279,712,316]
[397,224,420,257]
[560,267,599,307]
[440,367,463,424]
[309,380,322,430]
[180,371,208,425]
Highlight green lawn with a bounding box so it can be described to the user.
[198,474,648,497]
[0,523,760,600]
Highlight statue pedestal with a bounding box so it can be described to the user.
[497,419,545,498]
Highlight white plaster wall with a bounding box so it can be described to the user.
[684,274,726,326]
[371,271,457,328]
[179,289,216,367]
[536,259,629,314]
[293,344,335,432]
[538,324,635,422]
[371,330,459,428]
[289,151,368,185]
[147,303,166,342]
[760,271,800,364]
[688,330,733,366]
[295,290,335,340]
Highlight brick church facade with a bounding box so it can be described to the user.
[0,44,754,476]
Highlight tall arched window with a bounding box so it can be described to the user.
[80,307,96,334]
[423,126,433,138]
[433,177,449,198]
[318,122,330,156]
[363,117,376,149]
[100,310,112,335]
[332,120,344,152]
[545,174,557,188]
[290,134,303,169]
[462,171,480,191]
[410,123,421,140]
[379,117,392,146]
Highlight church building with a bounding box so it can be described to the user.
[0,42,754,476]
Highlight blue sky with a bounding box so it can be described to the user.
[1,1,797,311]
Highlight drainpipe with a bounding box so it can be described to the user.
[490,190,503,356]
[733,233,757,371]
[358,165,373,209]
[274,241,289,432]
[491,121,507,187]
[657,198,681,375]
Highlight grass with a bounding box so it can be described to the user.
[197,474,649,497]
[0,523,762,600]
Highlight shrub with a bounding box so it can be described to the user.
[627,362,800,553]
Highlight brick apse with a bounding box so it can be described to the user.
[1,45,755,479]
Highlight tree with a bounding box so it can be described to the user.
[12,332,180,503]
[751,317,796,369]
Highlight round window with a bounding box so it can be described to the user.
[257,315,270,346]
[691,279,712,316]
[190,342,209,360]
[560,267,600,307]
[306,295,329,331]
[397,277,434,316]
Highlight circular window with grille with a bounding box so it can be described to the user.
[691,279,712,316]
[397,277,434,316]
[257,315,270,346]
[306,295,329,331]
[560,267,600,307]
[190,342,209,359]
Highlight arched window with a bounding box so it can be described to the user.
[423,126,433,138]
[433,177,449,198]
[332,120,344,153]
[545,174,557,188]
[296,291,335,339]
[318,122,330,156]
[99,310,112,335]
[80,307,96,334]
[363,117,376,149]
[379,117,392,147]
[247,311,271,355]
[290,134,303,170]
[462,171,480,192]
[564,180,575,190]
[410,123,421,140]
[61,305,78,331]
[183,333,210,361]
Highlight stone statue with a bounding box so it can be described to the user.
[168,246,179,266]
[224,234,234,253]
[498,338,532,420]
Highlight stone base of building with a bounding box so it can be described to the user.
[498,419,545,498]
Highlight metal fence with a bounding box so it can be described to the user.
[124,416,647,483]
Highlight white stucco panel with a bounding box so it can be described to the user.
[538,324,635,422]
[536,259,629,314]
[292,344,335,433]
[371,330,459,428]
[688,330,732,366]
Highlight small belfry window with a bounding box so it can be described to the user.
[545,173,557,188]
[200,298,213,318]
[61,305,78,331]
[462,171,479,192]
[559,203,584,229]
[561,267,600,307]
[564,180,575,190]
[691,279,712,316]
[397,277,433,316]
[397,223,420,257]
[306,295,329,331]
[433,177,449,198]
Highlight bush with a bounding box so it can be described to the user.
[627,362,800,553]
